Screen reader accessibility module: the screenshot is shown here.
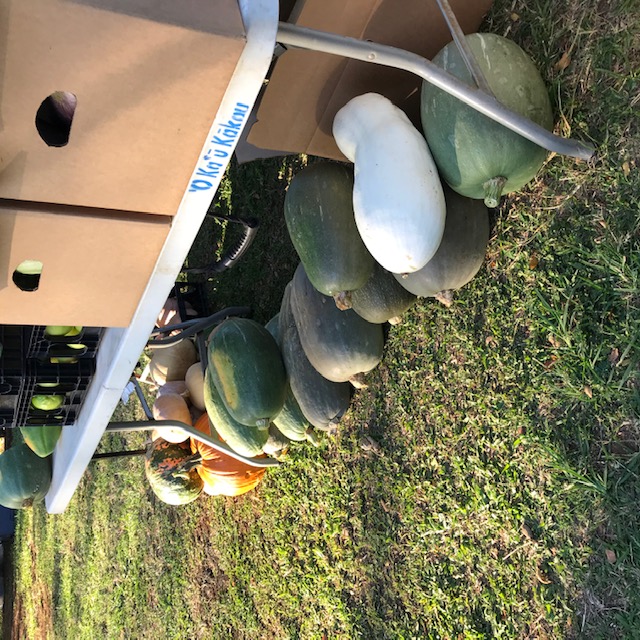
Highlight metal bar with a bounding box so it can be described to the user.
[106,420,280,468]
[148,306,251,346]
[91,449,146,460]
[435,0,494,96]
[131,377,153,419]
[276,22,595,161]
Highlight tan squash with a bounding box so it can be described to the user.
[151,393,192,443]
[148,339,198,385]
[185,363,205,411]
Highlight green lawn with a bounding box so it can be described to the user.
[8,1,640,638]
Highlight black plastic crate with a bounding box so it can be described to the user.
[0,325,31,377]
[26,326,104,363]
[0,325,29,428]
[13,360,95,428]
[0,378,25,428]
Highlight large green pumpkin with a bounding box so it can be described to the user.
[20,425,63,458]
[421,33,554,207]
[290,263,384,384]
[207,317,287,428]
[0,443,52,509]
[284,162,374,303]
[279,281,351,431]
[144,438,203,506]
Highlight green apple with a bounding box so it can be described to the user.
[50,357,78,364]
[31,394,65,411]
[64,326,83,337]
[15,260,43,275]
[66,343,87,350]
[45,325,72,336]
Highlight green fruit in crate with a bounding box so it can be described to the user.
[144,438,203,506]
[203,369,268,458]
[284,162,374,304]
[290,263,384,384]
[20,425,63,458]
[45,325,73,336]
[0,444,52,509]
[66,343,87,350]
[65,326,83,337]
[50,357,78,364]
[31,394,65,411]
[207,317,287,428]
[420,33,554,207]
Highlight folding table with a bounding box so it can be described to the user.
[45,0,593,513]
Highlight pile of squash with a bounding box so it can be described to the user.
[145,32,555,505]
[143,306,279,506]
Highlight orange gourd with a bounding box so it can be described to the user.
[190,413,266,497]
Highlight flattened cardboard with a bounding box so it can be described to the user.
[0,201,171,327]
[0,0,245,215]
[247,0,493,161]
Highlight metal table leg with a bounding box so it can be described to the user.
[275,22,595,161]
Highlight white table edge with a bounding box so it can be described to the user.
[45,0,279,514]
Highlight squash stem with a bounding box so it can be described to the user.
[333,291,352,311]
[255,418,271,431]
[349,372,368,389]
[482,176,507,208]
[435,290,454,307]
[163,451,203,479]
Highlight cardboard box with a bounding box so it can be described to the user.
[0,0,246,215]
[0,201,171,327]
[246,0,493,161]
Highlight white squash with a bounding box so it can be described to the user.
[332,93,446,274]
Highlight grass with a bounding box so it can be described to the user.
[7,0,640,638]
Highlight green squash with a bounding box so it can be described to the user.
[0,444,52,509]
[203,369,269,458]
[144,438,203,506]
[264,312,281,345]
[421,33,554,207]
[280,281,351,431]
[273,383,316,442]
[20,425,63,458]
[290,263,384,383]
[207,317,287,428]
[265,313,316,442]
[262,424,291,458]
[285,162,374,304]
[395,185,490,304]
[348,261,417,325]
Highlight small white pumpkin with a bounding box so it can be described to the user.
[151,393,192,443]
[184,362,206,411]
[332,93,446,274]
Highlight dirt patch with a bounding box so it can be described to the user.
[7,540,54,640]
